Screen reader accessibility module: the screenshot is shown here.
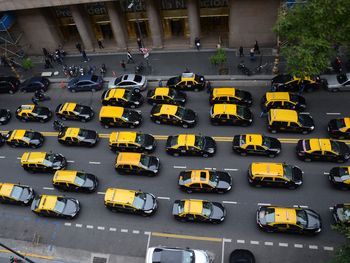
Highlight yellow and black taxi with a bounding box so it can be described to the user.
[0,108,11,125]
[166,134,216,157]
[328,118,350,139]
[232,134,281,158]
[296,138,350,163]
[104,188,157,216]
[53,170,98,193]
[115,152,160,177]
[210,104,252,126]
[21,151,67,173]
[0,134,5,146]
[248,162,303,189]
[31,194,80,219]
[147,87,186,106]
[5,129,44,148]
[209,87,252,106]
[267,109,314,134]
[15,104,52,123]
[332,203,350,224]
[58,127,99,147]
[109,131,156,153]
[172,199,226,224]
[257,205,322,235]
[55,102,94,122]
[0,183,34,206]
[150,104,197,128]
[271,74,323,92]
[261,92,306,111]
[328,166,350,189]
[166,72,209,92]
[178,170,232,194]
[101,88,143,108]
[99,106,142,128]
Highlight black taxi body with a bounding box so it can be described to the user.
[147,87,186,106]
[101,88,143,108]
[257,205,322,235]
[328,118,350,139]
[21,151,67,173]
[166,134,216,157]
[31,194,80,219]
[332,203,350,224]
[109,131,156,153]
[99,106,142,128]
[261,92,306,111]
[0,183,34,206]
[328,166,350,189]
[209,87,252,106]
[16,104,52,123]
[296,138,350,163]
[56,103,94,122]
[167,72,208,91]
[232,134,281,158]
[58,127,99,147]
[271,74,322,92]
[172,199,226,224]
[6,129,44,148]
[53,170,98,193]
[150,104,197,128]
[115,152,160,176]
[248,162,303,189]
[0,134,5,146]
[210,104,252,126]
[0,108,11,125]
[104,188,157,216]
[178,170,232,194]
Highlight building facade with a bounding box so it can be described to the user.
[0,0,281,55]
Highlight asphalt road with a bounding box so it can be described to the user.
[0,81,349,263]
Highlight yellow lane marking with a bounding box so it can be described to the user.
[0,249,54,260]
[152,232,222,242]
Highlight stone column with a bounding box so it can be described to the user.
[187,0,200,47]
[146,0,163,48]
[106,1,127,50]
[70,4,95,51]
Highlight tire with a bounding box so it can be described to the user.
[302,130,309,135]
[304,158,311,162]
[155,120,161,124]
[268,153,276,158]
[8,90,14,94]
[71,89,76,93]
[135,88,140,93]
[173,152,180,157]
[182,124,189,128]
[240,152,247,156]
[202,153,209,158]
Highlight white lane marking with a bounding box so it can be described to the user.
[222,201,238,204]
[145,231,152,251]
[329,207,334,210]
[294,244,303,248]
[302,112,310,115]
[237,240,245,244]
[223,238,232,242]
[97,192,106,195]
[173,165,186,169]
[157,196,170,200]
[258,203,271,206]
[86,225,94,229]
[224,168,239,171]
[17,157,21,160]
[324,172,330,175]
[109,228,117,232]
[121,229,128,233]
[133,230,140,234]
[309,245,318,250]
[205,167,216,170]
[250,241,259,245]
[43,187,54,190]
[293,205,308,208]
[324,246,334,251]
[279,243,288,247]
[97,226,105,230]
[326,112,341,115]
[67,160,75,163]
[0,156,5,159]
[89,161,101,165]
[64,223,71,226]
[264,242,273,246]
[75,224,82,228]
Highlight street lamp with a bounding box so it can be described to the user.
[128,0,143,47]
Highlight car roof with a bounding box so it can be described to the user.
[61,127,80,138]
[122,74,136,81]
[184,199,203,214]
[213,87,236,96]
[154,87,170,96]
[21,152,46,163]
[38,195,58,210]
[110,131,137,143]
[17,104,35,113]
[0,183,14,197]
[61,102,77,112]
[99,106,124,118]
[269,109,298,122]
[308,138,332,151]
[243,134,263,145]
[106,88,126,99]
[189,170,210,184]
[213,104,237,115]
[104,188,135,204]
[159,104,178,115]
[8,129,26,140]
[274,207,297,224]
[77,74,93,81]
[116,152,141,165]
[176,134,195,146]
[53,170,78,183]
[265,92,290,101]
[251,162,284,177]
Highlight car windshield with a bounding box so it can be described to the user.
[335,118,346,128]
[140,155,151,167]
[73,105,84,114]
[262,137,271,148]
[330,141,340,153]
[264,208,275,223]
[337,74,348,84]
[10,186,23,200]
[132,192,146,209]
[202,201,213,217]
[194,136,205,148]
[239,135,246,146]
[122,110,135,121]
[180,172,192,184]
[54,197,67,213]
[135,134,145,144]
[168,88,176,97]
[23,131,35,140]
[208,172,219,187]
[32,106,46,115]
[296,210,308,227]
[74,172,87,186]
[175,107,185,118]
[78,129,89,138]
[114,77,122,85]
[283,165,293,180]
[134,75,142,83]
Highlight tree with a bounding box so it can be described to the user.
[209,48,228,74]
[329,224,350,263]
[274,0,350,78]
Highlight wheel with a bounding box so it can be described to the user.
[61,116,67,121]
[173,152,180,157]
[91,89,96,92]
[270,130,277,134]
[155,120,161,124]
[71,89,76,93]
[302,130,309,135]
[135,88,140,93]
[202,153,209,158]
[304,158,311,162]
[240,152,247,156]
[8,90,14,94]
[182,124,189,128]
[186,189,193,194]
[268,153,276,158]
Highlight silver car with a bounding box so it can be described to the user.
[108,74,147,92]
[145,247,214,263]
[322,73,350,92]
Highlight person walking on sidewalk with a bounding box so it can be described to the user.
[42,48,49,58]
[120,60,126,71]
[98,39,104,49]
[82,50,89,62]
[76,42,82,53]
[250,48,255,61]
[127,50,135,63]
[254,40,260,54]
[44,57,53,69]
[239,46,244,57]
[137,38,143,50]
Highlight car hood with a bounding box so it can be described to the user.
[143,193,157,211]
[292,166,303,183]
[183,109,196,121]
[63,199,80,216]
[203,137,216,151]
[52,154,67,168]
[194,250,210,263]
[210,202,226,220]
[166,77,177,86]
[84,130,98,140]
[339,142,350,155]
[19,187,35,203]
[270,137,282,150]
[306,209,322,230]
[148,156,160,170]
[144,134,156,150]
[299,114,314,127]
[82,174,98,189]
[216,172,232,189]
[80,107,93,116]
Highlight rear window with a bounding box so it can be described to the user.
[134,75,142,82]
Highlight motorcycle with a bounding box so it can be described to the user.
[53,119,65,132]
[237,63,252,76]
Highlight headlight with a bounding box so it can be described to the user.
[143,209,153,214]
[310,126,315,130]
[134,121,140,125]
[134,101,140,104]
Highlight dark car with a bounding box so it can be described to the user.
[109,131,156,153]
[55,103,94,122]
[101,88,143,108]
[271,74,322,92]
[328,118,350,139]
[147,87,187,106]
[0,76,20,94]
[53,170,98,193]
[5,129,44,148]
[178,170,232,194]
[332,203,350,224]
[210,104,253,126]
[0,109,11,125]
[209,87,253,106]
[20,77,50,92]
[0,183,35,206]
[67,74,104,92]
[328,166,350,189]
[229,249,255,263]
[58,127,99,147]
[15,104,52,123]
[167,72,208,91]
[150,104,197,128]
[261,92,306,111]
[232,134,281,157]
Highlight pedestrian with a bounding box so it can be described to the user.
[158,80,163,87]
[206,81,212,94]
[42,48,48,58]
[137,38,142,50]
[298,81,306,95]
[76,42,82,53]
[194,37,201,51]
[239,46,244,57]
[260,107,268,118]
[120,60,126,71]
[82,50,89,62]
[254,40,260,54]
[44,57,53,69]
[127,49,135,64]
[98,39,104,49]
[249,48,255,61]
[47,53,54,63]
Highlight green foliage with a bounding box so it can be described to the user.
[329,224,350,263]
[21,57,33,70]
[210,48,227,67]
[274,0,350,78]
